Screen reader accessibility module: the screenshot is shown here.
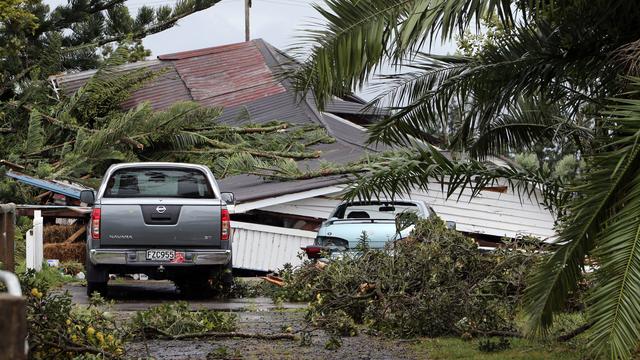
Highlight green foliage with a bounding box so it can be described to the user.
[18,269,124,359]
[414,337,588,360]
[280,217,543,339]
[128,302,237,338]
[25,107,44,152]
[477,337,511,353]
[514,153,539,172]
[0,0,222,96]
[0,44,336,194]
[290,0,640,356]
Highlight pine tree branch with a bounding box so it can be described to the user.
[20,104,145,152]
[60,0,223,51]
[252,164,367,180]
[556,321,594,342]
[170,149,320,160]
[39,0,127,34]
[200,124,289,134]
[26,141,75,156]
[0,64,36,97]
[142,326,296,341]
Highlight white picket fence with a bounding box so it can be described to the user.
[24,214,315,273]
[25,210,43,271]
[231,221,316,272]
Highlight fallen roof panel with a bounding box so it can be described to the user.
[5,171,90,199]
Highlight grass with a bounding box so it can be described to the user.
[413,337,589,360]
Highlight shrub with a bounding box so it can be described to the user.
[128,302,237,338]
[279,217,544,339]
[19,270,124,359]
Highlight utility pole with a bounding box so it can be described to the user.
[244,0,251,42]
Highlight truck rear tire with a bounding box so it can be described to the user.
[175,276,212,298]
[86,281,108,297]
[85,248,109,298]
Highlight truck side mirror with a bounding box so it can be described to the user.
[446,221,457,230]
[221,192,235,205]
[80,190,95,206]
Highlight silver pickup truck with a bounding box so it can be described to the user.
[79,162,235,297]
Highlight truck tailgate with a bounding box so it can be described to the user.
[99,198,222,247]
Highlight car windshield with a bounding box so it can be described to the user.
[103,167,214,198]
[334,202,420,220]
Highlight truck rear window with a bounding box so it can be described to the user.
[103,168,215,198]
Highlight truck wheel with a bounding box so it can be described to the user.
[219,269,234,292]
[86,281,108,297]
[85,250,109,298]
[175,276,212,298]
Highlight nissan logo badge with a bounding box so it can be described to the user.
[156,205,167,214]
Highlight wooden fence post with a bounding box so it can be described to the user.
[0,203,16,272]
[0,270,26,360]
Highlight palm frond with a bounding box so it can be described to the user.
[289,0,515,109]
[467,99,593,158]
[523,84,640,359]
[344,145,564,214]
[366,22,614,149]
[581,96,640,358]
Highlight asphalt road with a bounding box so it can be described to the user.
[63,278,305,312]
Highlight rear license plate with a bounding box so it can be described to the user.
[146,249,175,261]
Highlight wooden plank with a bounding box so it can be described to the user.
[16,208,88,218]
[63,226,86,244]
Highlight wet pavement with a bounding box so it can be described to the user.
[62,279,416,359]
[63,279,305,312]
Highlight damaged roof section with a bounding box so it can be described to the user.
[48,39,389,204]
[5,170,90,199]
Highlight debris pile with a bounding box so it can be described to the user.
[276,218,547,339]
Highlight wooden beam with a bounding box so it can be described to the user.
[0,159,25,171]
[63,227,86,244]
[16,208,88,219]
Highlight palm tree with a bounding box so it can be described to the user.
[290,0,640,357]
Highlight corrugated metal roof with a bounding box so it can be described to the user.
[166,41,286,108]
[54,60,192,110]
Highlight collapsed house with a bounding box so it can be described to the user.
[17,39,556,272]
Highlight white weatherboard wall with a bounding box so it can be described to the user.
[231,221,316,272]
[260,184,556,240]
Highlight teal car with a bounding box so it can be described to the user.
[303,199,441,259]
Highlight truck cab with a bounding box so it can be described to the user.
[81,162,234,297]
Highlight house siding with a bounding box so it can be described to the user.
[258,185,557,240]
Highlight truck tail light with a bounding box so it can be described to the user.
[221,209,230,241]
[91,208,101,240]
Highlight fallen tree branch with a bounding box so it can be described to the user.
[556,321,594,342]
[43,339,117,359]
[142,327,296,341]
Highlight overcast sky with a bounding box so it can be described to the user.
[45,0,457,98]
